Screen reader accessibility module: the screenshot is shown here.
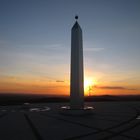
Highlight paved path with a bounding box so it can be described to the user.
[0,102,140,140]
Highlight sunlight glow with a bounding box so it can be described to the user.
[84,77,96,96]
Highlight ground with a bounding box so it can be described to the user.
[0,102,140,140]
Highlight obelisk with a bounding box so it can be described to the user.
[70,16,84,109]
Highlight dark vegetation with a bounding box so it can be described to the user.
[0,93,140,105]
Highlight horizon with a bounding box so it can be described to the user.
[1,92,140,98]
[0,92,140,97]
[0,0,140,96]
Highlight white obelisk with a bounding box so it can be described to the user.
[70,16,84,109]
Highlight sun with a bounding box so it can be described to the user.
[84,77,96,96]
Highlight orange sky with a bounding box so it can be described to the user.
[0,71,140,96]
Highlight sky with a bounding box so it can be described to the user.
[0,0,140,96]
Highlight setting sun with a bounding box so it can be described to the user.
[84,77,96,96]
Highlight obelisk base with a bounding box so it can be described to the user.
[59,106,94,116]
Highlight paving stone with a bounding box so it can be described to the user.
[0,102,140,140]
[0,113,36,140]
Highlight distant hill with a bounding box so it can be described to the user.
[85,95,140,101]
[0,93,140,105]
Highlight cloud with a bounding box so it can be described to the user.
[49,44,63,48]
[93,85,136,90]
[84,47,104,52]
[56,80,65,83]
[0,75,20,81]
